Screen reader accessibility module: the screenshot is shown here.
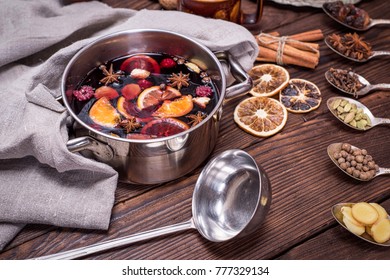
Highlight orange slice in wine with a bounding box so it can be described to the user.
[141,118,189,137]
[153,95,193,118]
[89,97,120,128]
[137,85,181,109]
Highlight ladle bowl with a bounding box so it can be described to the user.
[325,69,390,97]
[327,96,390,130]
[331,203,390,247]
[327,143,390,181]
[324,37,390,63]
[32,149,271,260]
[322,4,390,31]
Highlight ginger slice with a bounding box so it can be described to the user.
[371,219,390,243]
[341,206,365,235]
[351,202,379,226]
[369,203,389,221]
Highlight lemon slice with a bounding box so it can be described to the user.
[234,96,288,137]
[249,64,290,97]
[279,78,322,113]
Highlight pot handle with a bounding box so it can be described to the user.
[67,136,114,161]
[215,51,253,100]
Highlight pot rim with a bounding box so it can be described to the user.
[62,28,227,143]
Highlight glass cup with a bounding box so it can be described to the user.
[177,0,264,34]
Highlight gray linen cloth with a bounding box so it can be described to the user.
[0,0,258,252]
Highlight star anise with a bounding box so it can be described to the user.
[118,117,142,133]
[186,111,207,127]
[99,64,123,85]
[168,72,190,90]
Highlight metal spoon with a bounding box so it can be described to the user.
[327,97,390,130]
[325,69,390,97]
[327,143,390,181]
[331,203,390,247]
[32,149,271,260]
[322,4,390,31]
[324,36,390,62]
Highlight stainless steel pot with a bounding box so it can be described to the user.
[63,29,252,184]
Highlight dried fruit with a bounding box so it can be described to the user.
[234,96,287,137]
[141,118,189,137]
[153,95,193,118]
[72,85,94,101]
[160,58,176,69]
[137,85,181,109]
[89,97,120,128]
[280,78,322,113]
[195,85,213,97]
[94,86,119,100]
[130,68,150,79]
[121,83,141,100]
[249,64,289,97]
[137,79,153,90]
[193,97,210,109]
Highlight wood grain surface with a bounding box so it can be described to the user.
[1,0,389,260]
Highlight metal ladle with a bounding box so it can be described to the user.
[324,36,390,62]
[331,203,390,247]
[327,143,390,181]
[322,4,390,31]
[325,69,390,97]
[327,97,390,130]
[32,149,271,260]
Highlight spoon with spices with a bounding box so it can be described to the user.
[324,35,390,63]
[331,203,390,247]
[325,68,390,97]
[323,3,390,32]
[327,142,390,181]
[327,97,390,131]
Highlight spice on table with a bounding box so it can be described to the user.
[333,143,379,181]
[327,68,365,97]
[323,1,370,29]
[255,29,323,69]
[326,33,372,61]
[330,98,371,130]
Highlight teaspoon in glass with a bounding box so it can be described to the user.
[327,97,390,130]
[327,143,390,181]
[31,149,271,260]
[325,69,390,97]
[331,203,390,247]
[322,4,390,31]
[324,37,390,62]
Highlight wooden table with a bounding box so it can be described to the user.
[1,0,389,260]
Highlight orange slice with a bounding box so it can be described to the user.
[279,78,322,113]
[116,96,133,119]
[249,64,290,97]
[89,97,120,128]
[137,85,181,109]
[141,118,189,137]
[153,95,193,118]
[234,96,287,137]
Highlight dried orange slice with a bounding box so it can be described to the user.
[249,64,290,97]
[153,95,193,118]
[279,78,322,113]
[137,85,181,109]
[234,96,287,137]
[89,97,120,128]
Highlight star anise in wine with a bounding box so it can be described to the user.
[99,64,123,85]
[168,72,190,90]
[186,111,207,127]
[118,117,142,133]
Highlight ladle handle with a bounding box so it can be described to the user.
[31,220,194,260]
